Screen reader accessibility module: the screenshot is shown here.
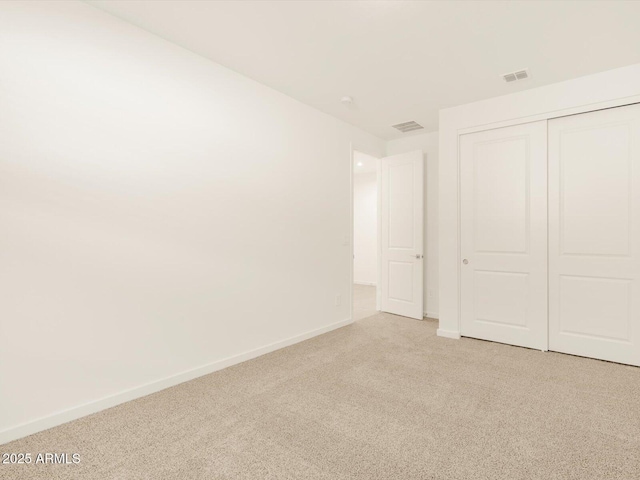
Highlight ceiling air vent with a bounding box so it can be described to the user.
[392,121,424,133]
[501,68,530,83]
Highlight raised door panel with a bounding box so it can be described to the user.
[473,137,529,254]
[474,271,529,328]
[558,275,631,343]
[388,261,414,303]
[560,122,631,256]
[388,162,415,249]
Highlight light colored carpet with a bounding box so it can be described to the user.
[2,313,640,480]
[352,283,377,321]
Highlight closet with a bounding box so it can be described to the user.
[459,103,640,366]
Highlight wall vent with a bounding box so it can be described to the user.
[392,121,424,133]
[501,68,530,83]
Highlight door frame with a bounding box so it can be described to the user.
[349,144,382,322]
[450,96,640,339]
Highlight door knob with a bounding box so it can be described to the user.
[463,259,469,265]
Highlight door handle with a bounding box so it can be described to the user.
[463,259,469,265]
[415,254,423,259]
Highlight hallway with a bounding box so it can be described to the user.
[353,284,377,321]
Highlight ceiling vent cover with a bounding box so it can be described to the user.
[502,68,530,83]
[392,121,424,133]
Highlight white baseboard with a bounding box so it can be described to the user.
[353,281,376,286]
[0,317,353,446]
[424,311,439,319]
[437,329,461,339]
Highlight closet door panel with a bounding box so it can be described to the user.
[549,103,640,366]
[460,121,548,350]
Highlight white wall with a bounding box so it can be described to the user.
[353,173,377,285]
[386,131,439,318]
[438,62,640,338]
[0,0,384,443]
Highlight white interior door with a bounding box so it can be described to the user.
[380,150,423,319]
[460,121,548,350]
[549,104,640,366]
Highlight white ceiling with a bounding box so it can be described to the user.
[86,0,640,140]
[353,151,378,175]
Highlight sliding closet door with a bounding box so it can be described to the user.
[460,121,548,350]
[549,104,640,366]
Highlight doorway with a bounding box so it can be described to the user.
[352,151,379,321]
[351,148,425,322]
